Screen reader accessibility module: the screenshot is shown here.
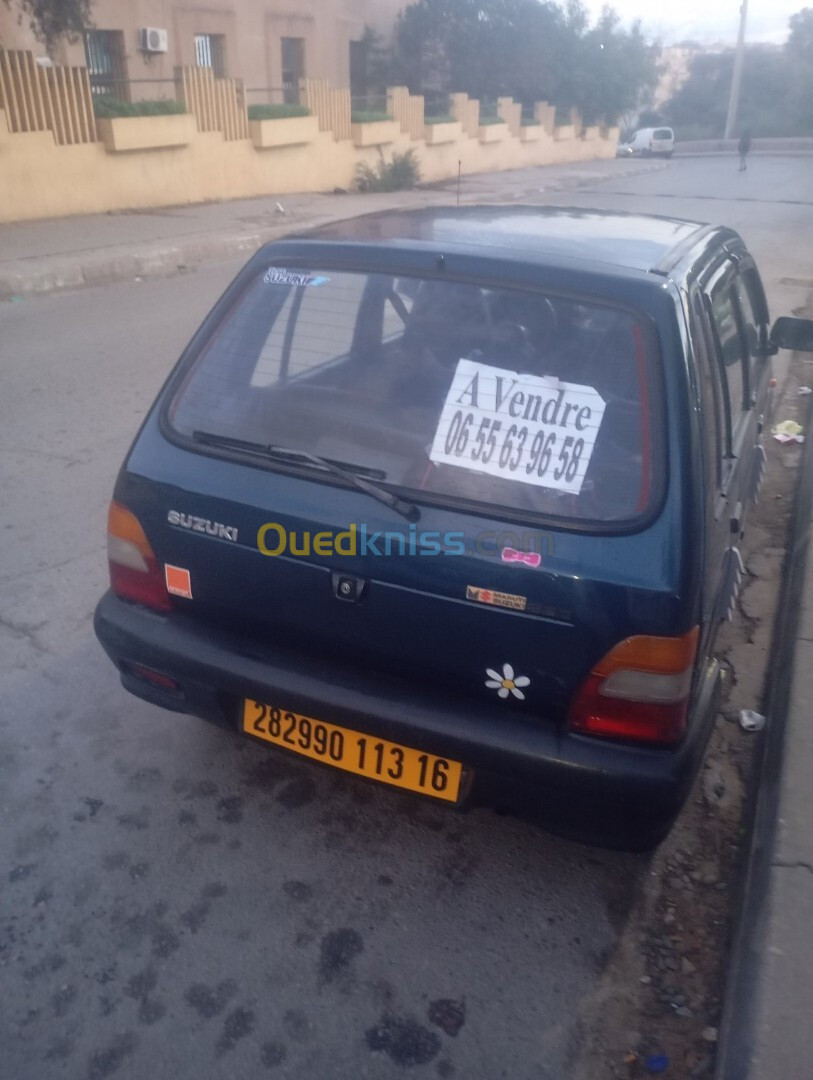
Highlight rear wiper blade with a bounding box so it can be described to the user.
[193,431,385,478]
[192,431,420,522]
[267,445,422,523]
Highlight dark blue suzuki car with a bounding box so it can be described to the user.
[94,206,813,849]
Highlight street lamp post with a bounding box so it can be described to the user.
[724,0,749,139]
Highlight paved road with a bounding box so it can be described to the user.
[1,157,811,1080]
[455,154,813,322]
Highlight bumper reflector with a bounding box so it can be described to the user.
[125,663,180,691]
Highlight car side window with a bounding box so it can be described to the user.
[711,289,745,418]
[699,266,751,447]
[690,291,724,488]
[732,271,766,395]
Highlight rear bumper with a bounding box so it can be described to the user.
[94,591,721,849]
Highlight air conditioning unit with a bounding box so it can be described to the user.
[140,27,169,54]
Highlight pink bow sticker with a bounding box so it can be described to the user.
[501,547,542,568]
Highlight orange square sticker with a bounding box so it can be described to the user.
[165,564,192,599]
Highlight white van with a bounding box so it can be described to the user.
[629,127,674,158]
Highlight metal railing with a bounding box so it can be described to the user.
[86,77,184,113]
[423,92,452,121]
[0,54,585,152]
[88,77,179,98]
[245,85,301,107]
[350,93,390,120]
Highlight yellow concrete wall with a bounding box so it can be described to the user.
[0,105,618,224]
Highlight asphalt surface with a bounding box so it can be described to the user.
[1,156,812,1080]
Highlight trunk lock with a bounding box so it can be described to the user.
[332,572,367,603]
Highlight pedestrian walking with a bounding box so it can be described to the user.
[738,131,752,171]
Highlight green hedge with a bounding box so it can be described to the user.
[247,104,311,120]
[521,117,541,126]
[351,110,393,124]
[93,97,186,119]
[479,116,506,126]
[424,114,455,125]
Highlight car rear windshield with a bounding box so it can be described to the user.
[168,267,661,524]
[653,129,672,140]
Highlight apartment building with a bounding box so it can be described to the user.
[0,0,408,101]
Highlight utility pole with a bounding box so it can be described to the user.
[724,0,749,139]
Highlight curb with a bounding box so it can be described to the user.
[0,218,333,302]
[714,389,813,1078]
[0,192,439,302]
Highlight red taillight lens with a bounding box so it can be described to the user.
[568,628,700,745]
[125,663,180,691]
[107,501,171,613]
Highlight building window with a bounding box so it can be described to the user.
[84,30,128,99]
[350,39,367,100]
[195,34,226,78]
[281,37,305,104]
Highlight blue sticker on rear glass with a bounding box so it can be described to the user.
[263,267,329,287]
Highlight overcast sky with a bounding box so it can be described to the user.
[582,1,800,45]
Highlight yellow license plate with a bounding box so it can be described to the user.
[243,699,463,803]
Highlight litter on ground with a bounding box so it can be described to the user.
[773,420,805,444]
[739,709,766,732]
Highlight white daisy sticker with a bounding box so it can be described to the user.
[485,663,530,700]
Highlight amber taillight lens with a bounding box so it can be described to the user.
[568,628,700,745]
[107,501,171,613]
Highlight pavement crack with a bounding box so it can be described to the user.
[772,859,813,875]
[0,444,84,464]
[0,614,53,655]
[0,548,99,584]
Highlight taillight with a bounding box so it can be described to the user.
[568,627,700,745]
[107,501,171,613]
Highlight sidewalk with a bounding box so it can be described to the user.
[716,389,813,1078]
[0,158,665,300]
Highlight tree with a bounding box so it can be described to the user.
[662,51,732,138]
[661,10,813,140]
[350,26,393,98]
[392,0,658,124]
[567,9,660,125]
[788,7,813,63]
[2,0,93,51]
[394,0,568,102]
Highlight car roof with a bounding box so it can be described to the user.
[292,205,717,277]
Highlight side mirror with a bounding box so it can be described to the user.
[770,316,813,353]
